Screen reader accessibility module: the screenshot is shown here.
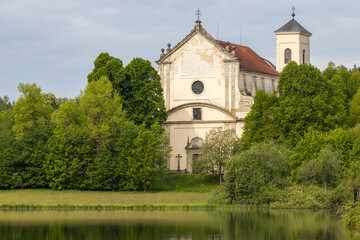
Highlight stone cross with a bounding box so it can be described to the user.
[175,154,182,171]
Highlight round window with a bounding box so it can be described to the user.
[191,81,204,94]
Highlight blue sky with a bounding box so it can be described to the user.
[1,0,359,101]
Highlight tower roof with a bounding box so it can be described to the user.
[275,17,312,36]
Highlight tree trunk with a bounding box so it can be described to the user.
[324,179,327,191]
[219,173,222,186]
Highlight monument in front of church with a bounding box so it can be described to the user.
[157,11,311,172]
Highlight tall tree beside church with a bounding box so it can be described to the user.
[125,123,170,192]
[123,58,167,127]
[276,62,341,145]
[241,90,279,149]
[12,83,53,188]
[87,53,125,92]
[88,53,167,127]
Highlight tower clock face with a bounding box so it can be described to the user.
[191,81,204,94]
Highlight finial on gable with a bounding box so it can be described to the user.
[292,6,296,18]
[166,43,171,54]
[196,8,201,22]
[194,8,203,30]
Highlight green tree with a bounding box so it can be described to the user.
[46,99,91,190]
[80,76,127,155]
[289,129,325,178]
[193,128,240,185]
[350,88,360,125]
[0,109,18,189]
[87,52,125,93]
[297,146,341,190]
[12,83,53,188]
[123,58,167,127]
[316,146,341,190]
[224,143,288,204]
[88,53,167,127]
[241,90,279,148]
[276,62,340,144]
[126,123,170,192]
[0,96,12,110]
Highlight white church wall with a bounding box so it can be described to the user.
[163,33,233,111]
[167,106,235,122]
[167,122,230,171]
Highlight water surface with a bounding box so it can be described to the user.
[0,209,352,240]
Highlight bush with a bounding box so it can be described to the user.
[224,143,288,205]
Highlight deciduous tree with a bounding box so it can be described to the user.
[193,128,240,185]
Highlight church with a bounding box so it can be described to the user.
[156,12,311,172]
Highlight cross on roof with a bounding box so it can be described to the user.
[196,8,201,21]
[292,6,296,18]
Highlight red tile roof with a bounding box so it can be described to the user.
[217,40,279,76]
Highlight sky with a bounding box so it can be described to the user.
[0,0,359,101]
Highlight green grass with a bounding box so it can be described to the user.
[159,174,219,192]
[0,189,210,205]
[0,190,214,210]
[0,174,220,210]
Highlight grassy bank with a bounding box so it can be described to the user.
[0,174,219,210]
[0,189,211,208]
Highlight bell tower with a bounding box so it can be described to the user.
[275,9,312,72]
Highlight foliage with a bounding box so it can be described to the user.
[13,83,53,143]
[343,203,360,230]
[223,143,288,205]
[289,128,325,177]
[242,62,348,148]
[276,62,342,144]
[12,83,54,188]
[350,88,360,125]
[87,52,125,91]
[125,123,170,192]
[0,96,12,110]
[123,58,167,127]
[193,128,240,185]
[242,90,279,148]
[270,185,332,209]
[88,53,167,127]
[0,109,17,189]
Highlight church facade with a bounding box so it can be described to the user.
[156,14,311,172]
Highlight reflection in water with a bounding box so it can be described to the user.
[0,209,351,240]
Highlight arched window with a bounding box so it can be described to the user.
[284,48,291,64]
[303,49,306,64]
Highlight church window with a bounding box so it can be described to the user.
[253,76,258,90]
[193,108,202,120]
[191,81,204,94]
[243,74,249,95]
[284,48,291,64]
[261,77,265,89]
[303,49,306,64]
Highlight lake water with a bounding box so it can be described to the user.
[0,209,353,240]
